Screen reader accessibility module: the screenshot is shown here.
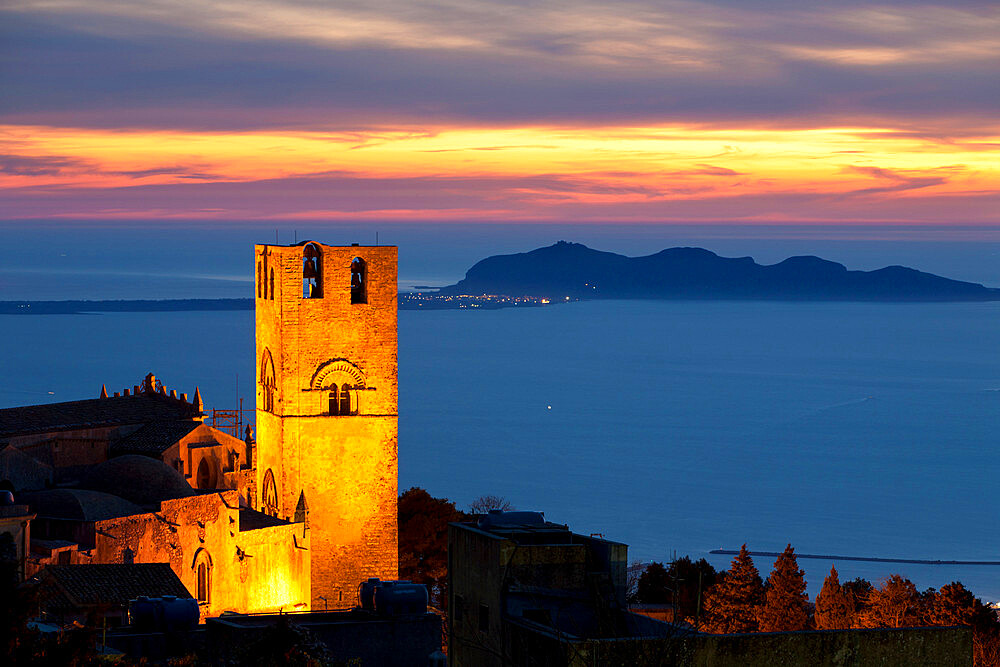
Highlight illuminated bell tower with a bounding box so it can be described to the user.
[254,241,398,608]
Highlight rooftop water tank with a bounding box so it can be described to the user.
[128,595,199,632]
[357,578,428,616]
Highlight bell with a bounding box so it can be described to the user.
[303,258,318,279]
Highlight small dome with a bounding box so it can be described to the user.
[82,455,196,507]
[21,488,143,521]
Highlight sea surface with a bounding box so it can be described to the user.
[2,300,999,601]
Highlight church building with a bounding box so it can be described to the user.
[0,241,400,617]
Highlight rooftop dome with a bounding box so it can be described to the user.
[81,455,196,507]
[20,488,143,521]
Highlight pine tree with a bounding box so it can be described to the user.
[814,565,854,630]
[757,544,809,632]
[857,575,921,628]
[701,544,764,633]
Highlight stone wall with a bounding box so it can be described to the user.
[505,621,972,667]
[255,242,398,608]
[92,491,310,620]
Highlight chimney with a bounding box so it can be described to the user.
[113,392,120,398]
[133,385,140,395]
[170,389,178,399]
[180,393,188,402]
[124,388,130,396]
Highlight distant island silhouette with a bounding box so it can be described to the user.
[437,241,1000,302]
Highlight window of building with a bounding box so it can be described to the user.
[122,547,135,565]
[193,549,213,604]
[269,268,275,300]
[261,349,276,413]
[339,383,352,415]
[479,603,490,632]
[197,563,209,602]
[350,257,367,304]
[196,458,214,489]
[328,384,356,415]
[302,243,322,298]
[262,469,278,517]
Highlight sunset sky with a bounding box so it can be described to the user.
[2,0,999,225]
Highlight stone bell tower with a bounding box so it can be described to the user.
[254,241,398,608]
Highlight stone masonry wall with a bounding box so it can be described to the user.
[254,242,398,608]
[93,491,310,620]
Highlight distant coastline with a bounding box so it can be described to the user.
[439,241,1000,303]
[0,299,254,315]
[6,241,999,314]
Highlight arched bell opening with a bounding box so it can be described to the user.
[303,243,322,298]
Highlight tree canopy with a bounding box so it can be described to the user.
[701,544,764,634]
[814,565,854,630]
[757,544,809,632]
[398,486,469,607]
[857,575,922,629]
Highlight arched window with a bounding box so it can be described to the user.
[327,384,356,416]
[340,383,352,415]
[261,349,276,413]
[257,261,262,299]
[192,548,213,603]
[269,269,275,300]
[196,457,215,489]
[302,243,322,299]
[198,563,208,601]
[351,257,367,304]
[262,468,278,517]
[328,386,339,415]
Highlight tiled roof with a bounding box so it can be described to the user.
[0,393,200,438]
[109,421,201,456]
[41,563,191,607]
[239,508,293,531]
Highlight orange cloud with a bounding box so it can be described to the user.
[2,122,998,222]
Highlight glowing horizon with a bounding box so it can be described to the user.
[2,0,998,226]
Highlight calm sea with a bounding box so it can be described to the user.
[2,300,999,600]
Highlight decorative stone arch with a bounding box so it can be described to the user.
[261,468,278,518]
[310,359,367,391]
[311,359,366,415]
[192,548,213,603]
[260,348,276,412]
